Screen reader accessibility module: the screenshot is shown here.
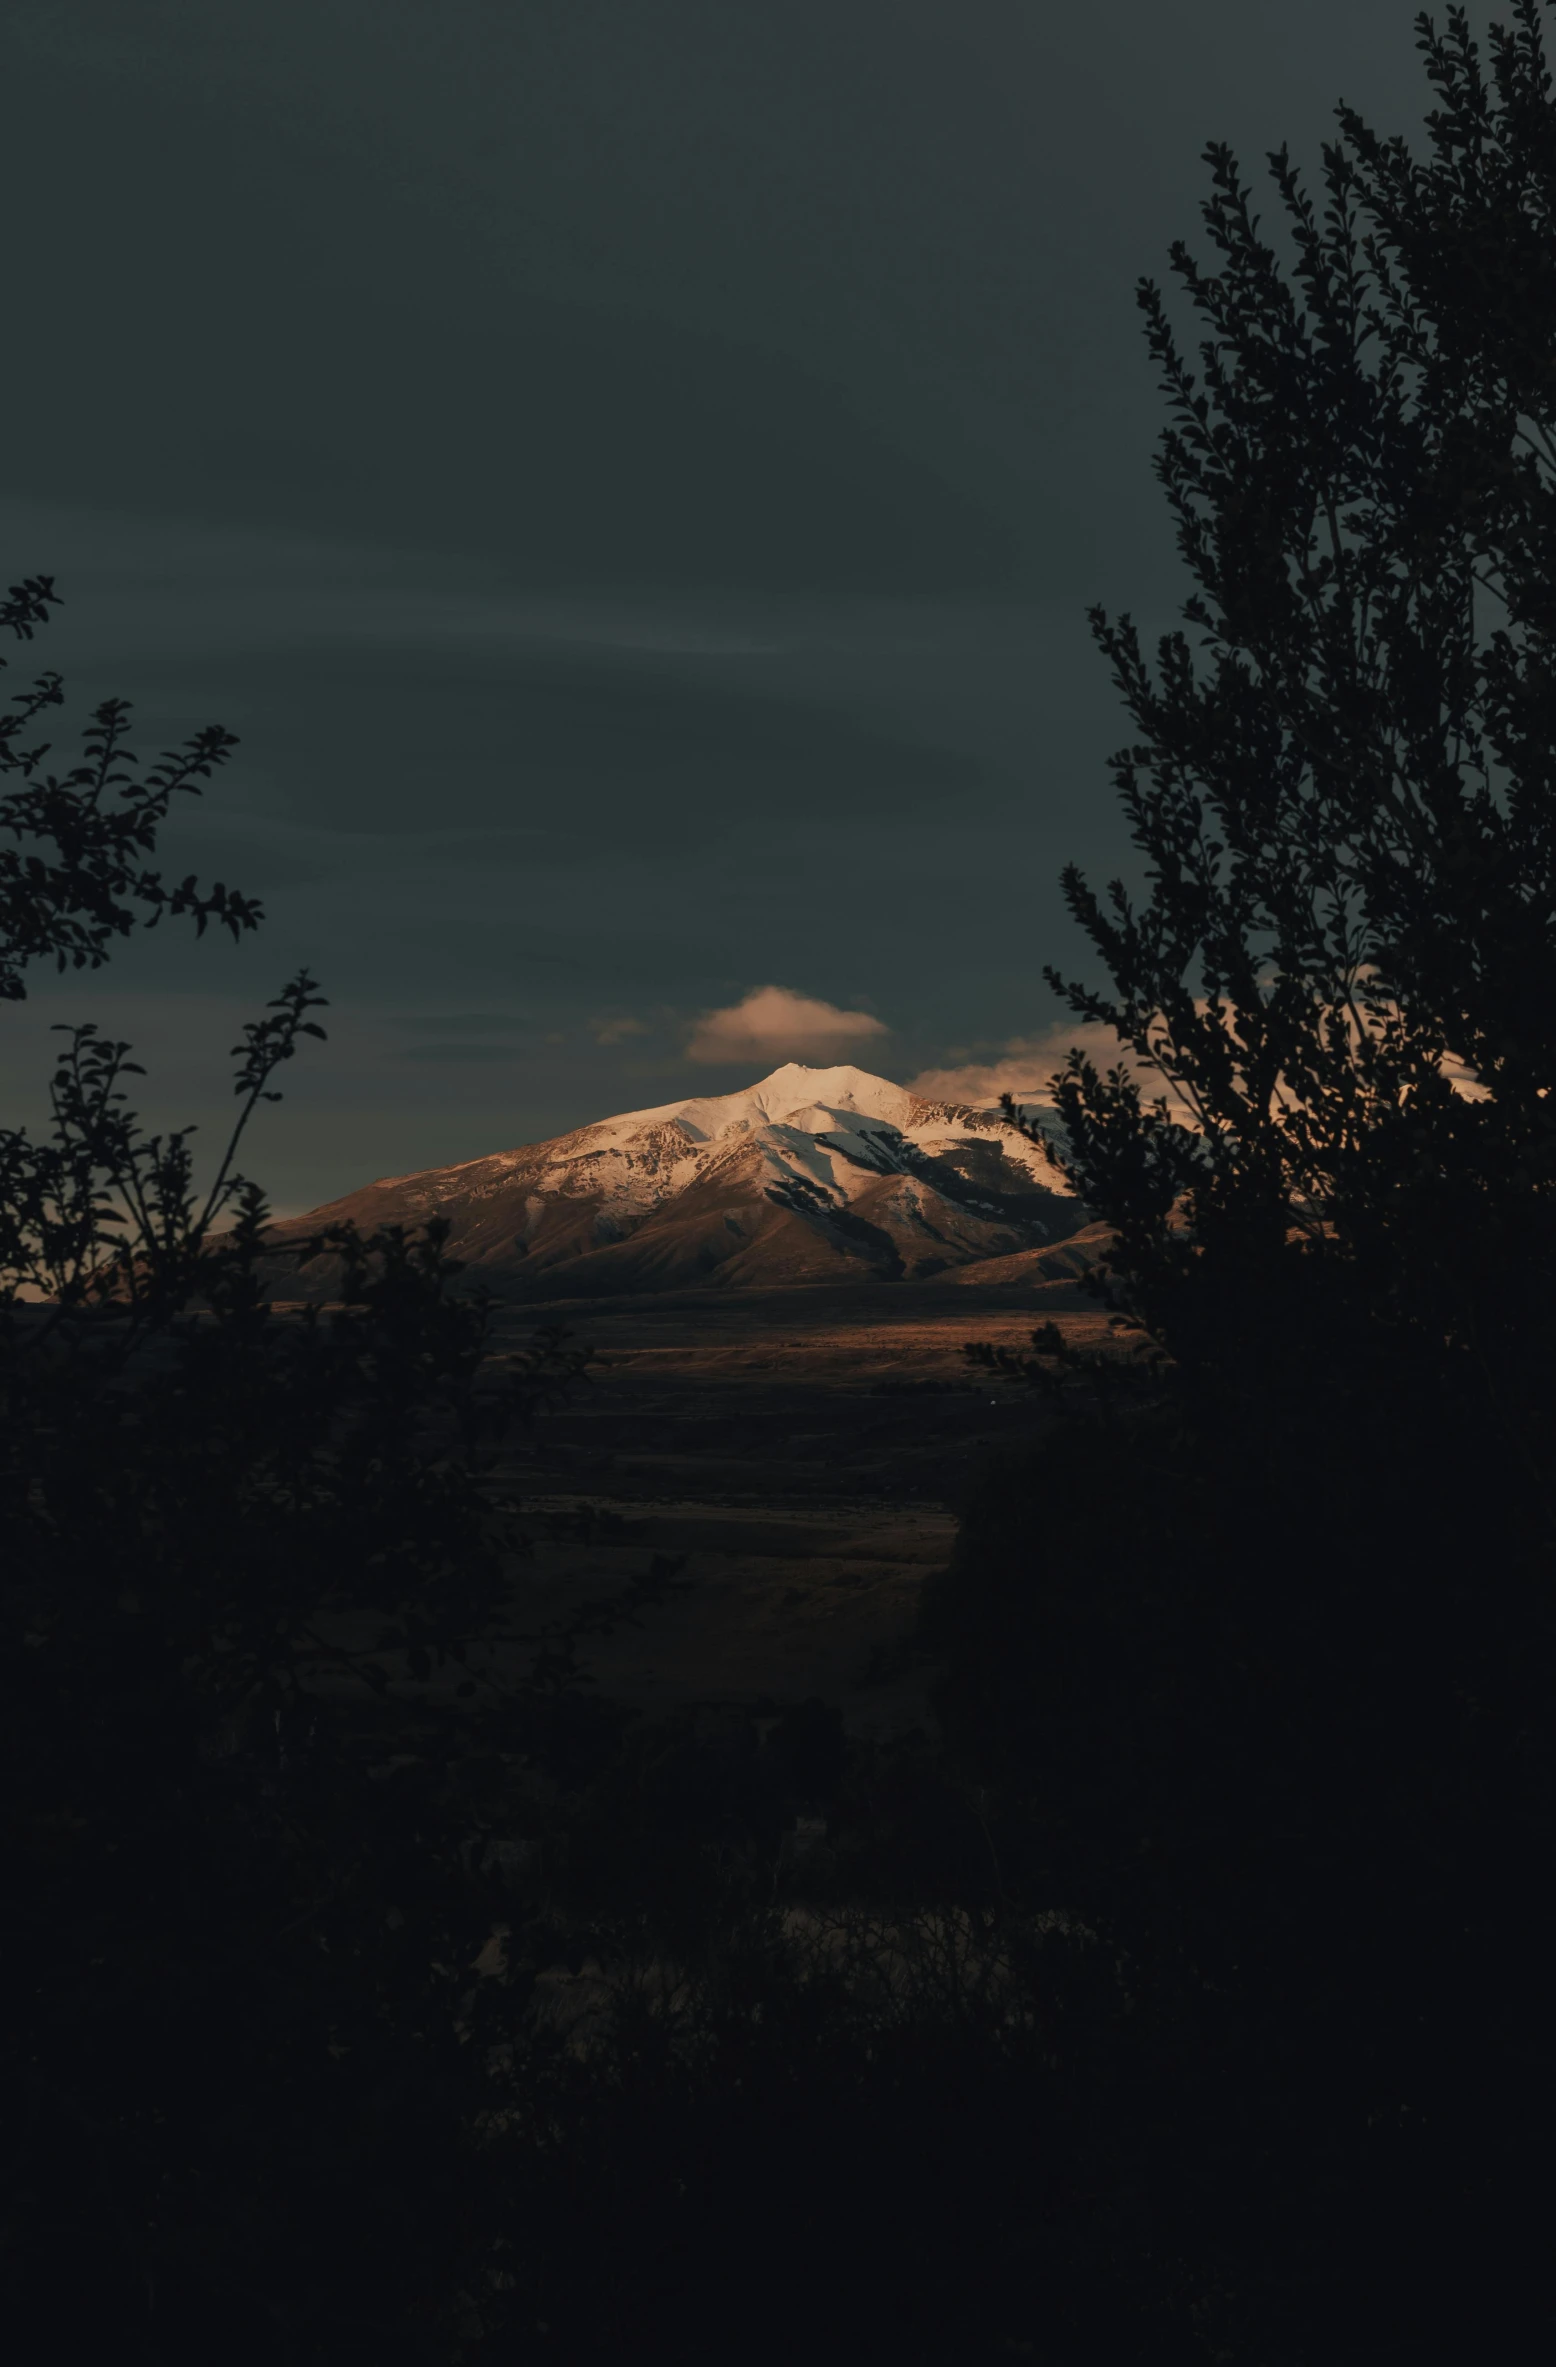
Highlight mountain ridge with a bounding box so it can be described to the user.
[260,1062,1089,1300]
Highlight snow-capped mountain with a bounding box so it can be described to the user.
[261,1062,1085,1299]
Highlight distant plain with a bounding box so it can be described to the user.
[489,1274,1109,1731]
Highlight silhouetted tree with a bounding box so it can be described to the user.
[0,578,609,2359]
[1,574,259,995]
[934,9,1556,2356]
[2,580,1138,2367]
[1036,4,1556,1498]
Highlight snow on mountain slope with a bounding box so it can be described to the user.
[261,1063,1085,1300]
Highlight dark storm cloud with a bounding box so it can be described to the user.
[0,1,1507,1206]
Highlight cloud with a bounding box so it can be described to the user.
[909,1022,1138,1108]
[914,1004,1493,1122]
[685,984,891,1067]
[594,1015,649,1046]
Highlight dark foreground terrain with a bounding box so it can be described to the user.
[481,1274,1103,1727]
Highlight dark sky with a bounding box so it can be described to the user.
[0,1,1499,1207]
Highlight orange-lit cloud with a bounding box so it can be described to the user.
[686,984,890,1067]
[909,1022,1148,1108]
[593,1015,650,1046]
[912,1008,1491,1118]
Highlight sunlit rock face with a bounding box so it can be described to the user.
[260,1063,1087,1300]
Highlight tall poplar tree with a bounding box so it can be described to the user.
[1041,2,1556,1518]
[943,15,1556,2347]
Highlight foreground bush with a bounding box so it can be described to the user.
[0,582,1178,2364]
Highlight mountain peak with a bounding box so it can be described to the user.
[603,1062,916,1147]
[266,1059,1084,1301]
[745,1060,899,1100]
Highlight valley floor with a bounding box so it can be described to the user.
[488,1276,1110,1731]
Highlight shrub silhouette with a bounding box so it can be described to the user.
[934,10,1556,2353]
[0,577,623,2358]
[0,585,1168,2366]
